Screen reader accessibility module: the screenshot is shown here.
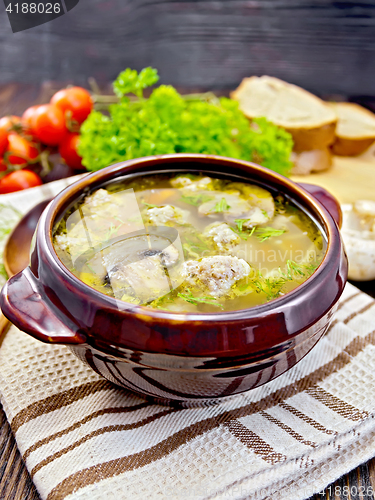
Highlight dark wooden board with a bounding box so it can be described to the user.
[0,408,40,500]
[1,1,375,99]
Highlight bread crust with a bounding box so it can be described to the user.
[231,76,337,152]
[331,137,375,156]
[328,102,375,156]
[287,122,337,152]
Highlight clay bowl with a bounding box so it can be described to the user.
[0,154,347,406]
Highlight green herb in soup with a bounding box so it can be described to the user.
[53,173,326,312]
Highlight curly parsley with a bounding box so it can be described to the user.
[79,68,293,175]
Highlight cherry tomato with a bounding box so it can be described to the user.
[0,170,42,194]
[51,87,93,125]
[0,129,8,157]
[0,116,21,134]
[22,105,42,135]
[33,104,67,146]
[6,133,39,166]
[58,133,83,169]
[0,158,7,172]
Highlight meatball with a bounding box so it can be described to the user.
[182,255,251,297]
[203,222,240,252]
[85,189,113,207]
[170,176,214,191]
[145,205,189,226]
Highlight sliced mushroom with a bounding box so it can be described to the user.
[198,182,275,226]
[341,201,375,281]
[226,182,275,220]
[198,192,252,218]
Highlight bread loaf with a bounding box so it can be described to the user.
[328,102,375,156]
[231,76,337,152]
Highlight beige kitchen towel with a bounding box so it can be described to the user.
[0,285,374,500]
[0,180,374,500]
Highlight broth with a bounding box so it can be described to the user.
[53,173,326,312]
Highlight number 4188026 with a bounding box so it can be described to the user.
[6,3,61,14]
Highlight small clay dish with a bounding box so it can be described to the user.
[0,155,347,406]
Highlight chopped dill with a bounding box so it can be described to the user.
[234,218,249,232]
[177,289,223,308]
[302,262,320,274]
[252,275,287,301]
[105,222,122,240]
[181,193,214,206]
[143,202,160,209]
[281,259,319,280]
[250,260,319,301]
[238,281,253,292]
[182,244,200,260]
[231,221,285,242]
[231,224,256,241]
[212,198,231,213]
[182,234,211,259]
[86,263,96,274]
[255,227,286,242]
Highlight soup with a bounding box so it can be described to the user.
[53,173,326,312]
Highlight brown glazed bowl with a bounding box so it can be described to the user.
[0,155,347,406]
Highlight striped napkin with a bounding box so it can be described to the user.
[0,180,375,500]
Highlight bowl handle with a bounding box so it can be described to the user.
[0,267,86,344]
[298,183,342,228]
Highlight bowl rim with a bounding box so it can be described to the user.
[39,153,342,323]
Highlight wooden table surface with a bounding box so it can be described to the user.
[0,82,375,500]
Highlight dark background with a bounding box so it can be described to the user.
[0,0,375,99]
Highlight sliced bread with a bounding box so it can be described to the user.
[231,76,337,151]
[328,102,375,156]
